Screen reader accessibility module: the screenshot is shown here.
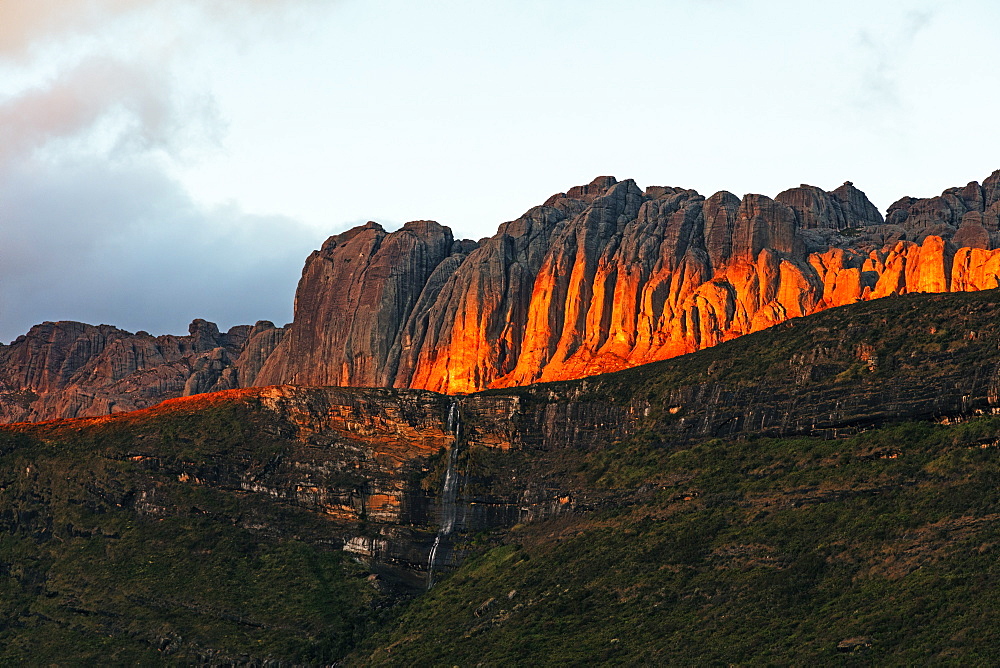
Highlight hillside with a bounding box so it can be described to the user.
[1,289,1000,662]
[356,417,1000,664]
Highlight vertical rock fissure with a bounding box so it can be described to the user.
[426,399,462,589]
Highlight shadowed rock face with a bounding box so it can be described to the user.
[257,170,1000,394]
[5,170,1000,421]
[0,319,286,423]
[254,220,474,388]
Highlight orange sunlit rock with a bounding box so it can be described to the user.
[250,172,1000,395]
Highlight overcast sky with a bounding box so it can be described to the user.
[1,0,999,343]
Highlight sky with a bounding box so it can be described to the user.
[1,0,999,343]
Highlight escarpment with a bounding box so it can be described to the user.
[5,263,1000,663]
[5,169,1000,422]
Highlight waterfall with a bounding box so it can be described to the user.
[427,400,462,589]
[447,400,457,435]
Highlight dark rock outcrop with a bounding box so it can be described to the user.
[0,319,283,422]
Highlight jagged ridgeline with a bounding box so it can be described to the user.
[4,171,1000,421]
[3,289,1000,662]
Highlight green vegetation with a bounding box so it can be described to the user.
[0,405,390,664]
[354,417,1000,665]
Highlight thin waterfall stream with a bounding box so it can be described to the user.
[426,400,461,589]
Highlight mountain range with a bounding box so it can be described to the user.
[4,170,1000,422]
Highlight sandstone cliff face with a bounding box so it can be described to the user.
[259,170,1000,394]
[0,319,285,422]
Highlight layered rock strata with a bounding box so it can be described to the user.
[15,288,1000,583]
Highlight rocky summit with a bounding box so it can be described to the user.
[257,170,1000,394]
[5,170,1000,421]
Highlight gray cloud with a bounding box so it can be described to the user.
[0,153,320,343]
[0,2,330,343]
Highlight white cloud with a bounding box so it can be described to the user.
[0,55,223,166]
[854,7,938,111]
[0,0,329,57]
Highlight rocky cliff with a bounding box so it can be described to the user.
[171,290,1000,590]
[6,170,1000,421]
[257,169,1000,393]
[0,318,286,422]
